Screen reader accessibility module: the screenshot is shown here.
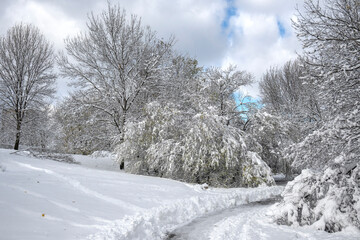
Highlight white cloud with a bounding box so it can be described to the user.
[0,0,304,100]
[112,0,228,66]
[220,0,303,98]
[2,1,81,49]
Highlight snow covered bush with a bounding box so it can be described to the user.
[271,164,360,232]
[117,102,274,187]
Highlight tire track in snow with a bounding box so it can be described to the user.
[1,183,81,212]
[15,162,141,211]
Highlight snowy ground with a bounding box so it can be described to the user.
[0,148,358,239]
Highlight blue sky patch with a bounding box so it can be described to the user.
[222,0,237,30]
[233,92,262,120]
[277,20,286,37]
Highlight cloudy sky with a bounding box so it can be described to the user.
[0,0,304,100]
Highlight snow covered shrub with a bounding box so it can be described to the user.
[271,164,360,232]
[275,113,360,232]
[117,102,274,187]
[243,151,276,187]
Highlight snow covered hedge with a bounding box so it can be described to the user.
[270,164,360,232]
[117,102,274,187]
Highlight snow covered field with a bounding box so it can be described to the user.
[0,148,358,239]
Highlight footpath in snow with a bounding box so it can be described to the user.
[0,148,358,239]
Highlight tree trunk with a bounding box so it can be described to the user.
[119,111,126,170]
[119,161,125,170]
[14,120,21,150]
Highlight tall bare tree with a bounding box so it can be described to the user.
[0,23,56,150]
[58,4,174,152]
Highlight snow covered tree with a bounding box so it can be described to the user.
[272,0,360,232]
[21,107,52,149]
[288,0,360,170]
[0,23,56,150]
[58,3,174,166]
[180,111,273,187]
[162,55,203,111]
[116,61,274,187]
[294,0,360,118]
[117,102,274,187]
[0,107,52,149]
[117,102,185,177]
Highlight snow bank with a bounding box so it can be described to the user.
[88,186,283,240]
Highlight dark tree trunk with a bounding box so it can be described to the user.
[119,110,126,170]
[14,121,21,150]
[120,161,124,170]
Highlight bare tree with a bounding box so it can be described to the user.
[0,23,56,150]
[58,3,174,154]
